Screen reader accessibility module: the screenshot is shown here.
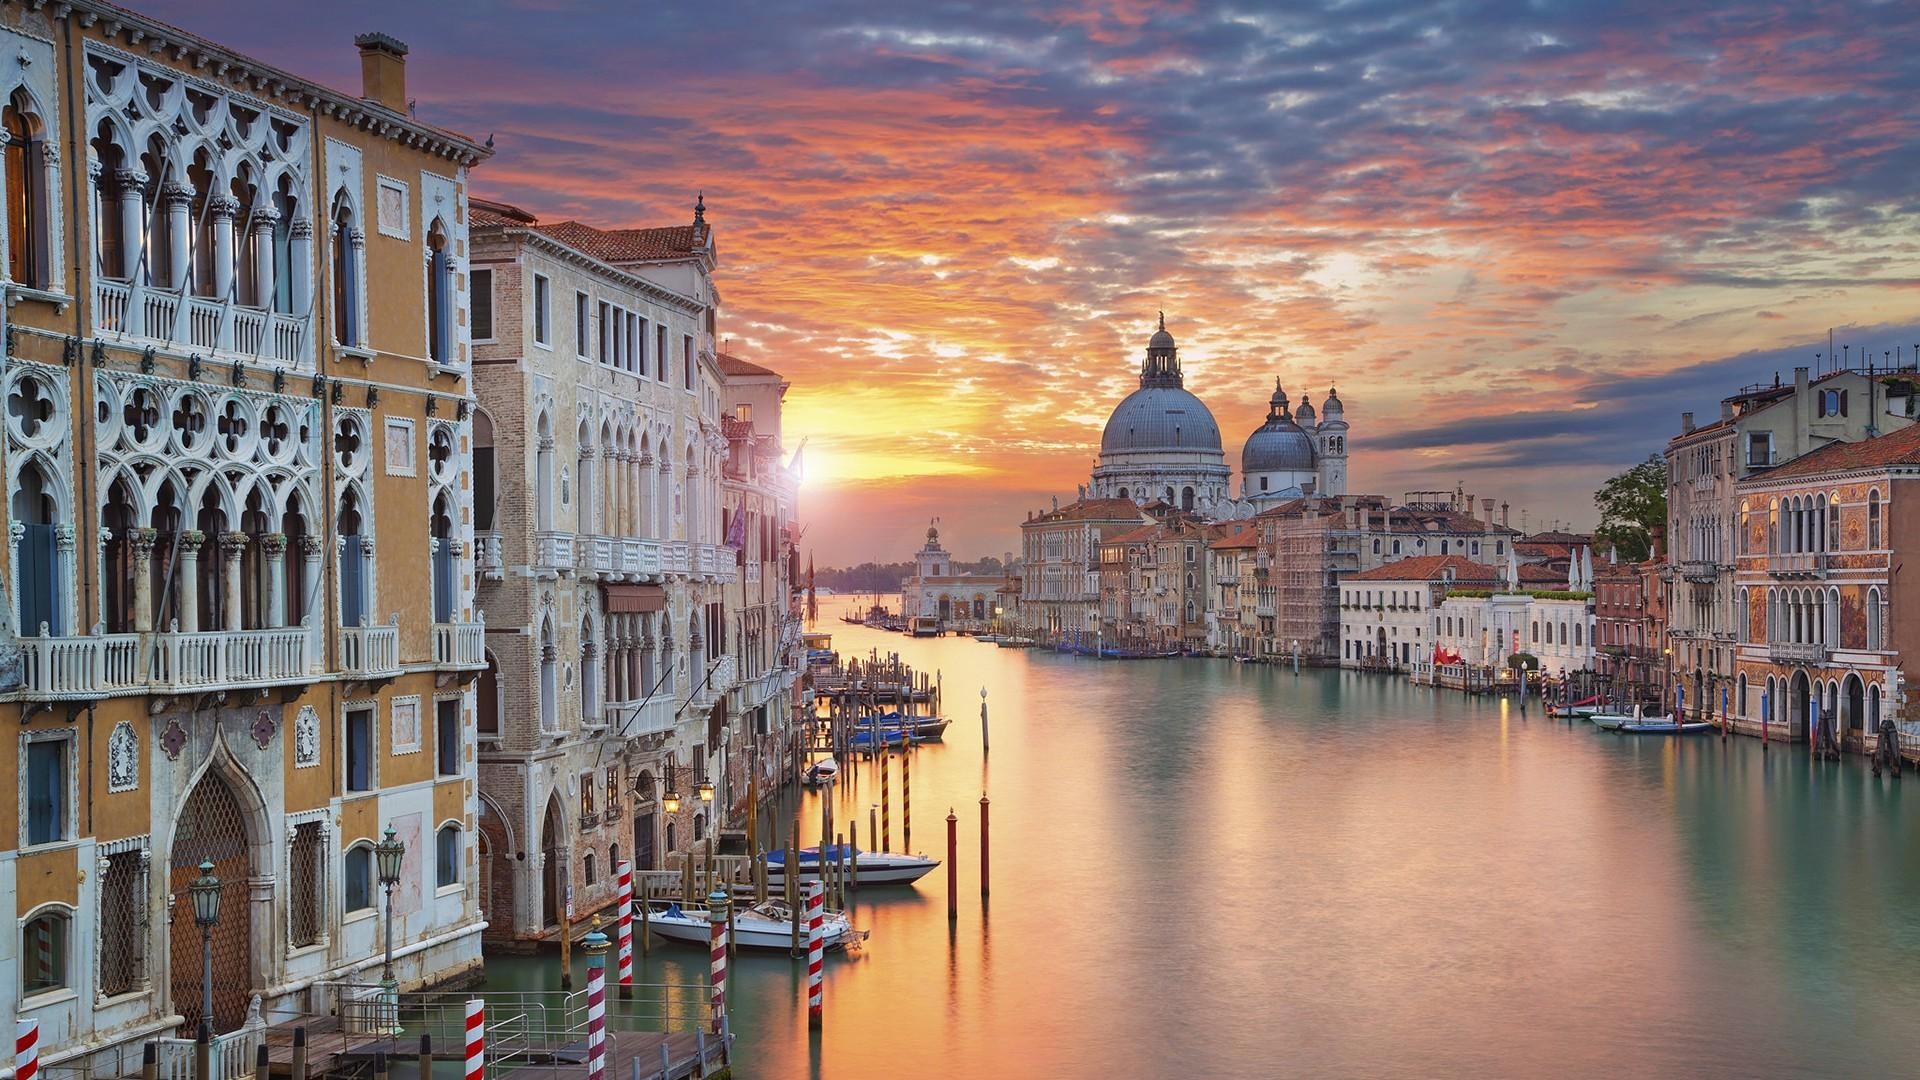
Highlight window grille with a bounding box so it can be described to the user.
[289,822,327,948]
[98,849,149,997]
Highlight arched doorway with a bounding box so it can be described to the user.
[1845,674,1865,741]
[169,771,257,1034]
[1789,671,1811,740]
[540,795,566,928]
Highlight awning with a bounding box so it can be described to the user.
[602,583,667,613]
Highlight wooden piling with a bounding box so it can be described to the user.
[946,809,958,920]
[639,885,651,956]
[980,793,991,898]
[682,853,695,910]
[416,1034,432,1080]
[881,750,891,852]
[902,744,912,853]
[560,893,573,990]
[372,1051,388,1080]
[290,1027,307,1080]
[788,839,802,956]
[141,1043,158,1080]
[849,818,860,889]
[254,1042,270,1080]
[755,845,768,904]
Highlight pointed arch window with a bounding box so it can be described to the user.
[1868,489,1882,548]
[427,217,452,364]
[4,91,49,289]
[332,191,360,346]
[13,460,62,636]
[473,409,497,532]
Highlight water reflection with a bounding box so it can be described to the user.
[482,599,1920,1078]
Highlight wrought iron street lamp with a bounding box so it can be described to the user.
[375,825,405,1028]
[698,778,715,805]
[188,858,221,1032]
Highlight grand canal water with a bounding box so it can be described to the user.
[484,599,1920,1078]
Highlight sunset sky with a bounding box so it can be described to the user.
[156,1,1920,564]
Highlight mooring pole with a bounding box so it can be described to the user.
[980,793,991,898]
[946,808,959,921]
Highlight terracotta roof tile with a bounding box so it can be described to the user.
[1347,555,1499,583]
[536,221,704,263]
[1209,527,1260,550]
[1758,423,1920,480]
[1024,498,1148,526]
[717,352,779,378]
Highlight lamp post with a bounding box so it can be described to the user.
[188,858,221,1033]
[375,825,406,1031]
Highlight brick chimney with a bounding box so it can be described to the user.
[355,32,409,112]
[1681,411,1695,433]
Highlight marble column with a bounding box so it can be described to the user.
[177,531,204,634]
[220,532,248,631]
[262,533,288,628]
[208,194,238,304]
[287,218,313,314]
[116,170,145,281]
[131,528,158,633]
[251,209,281,311]
[162,182,192,293]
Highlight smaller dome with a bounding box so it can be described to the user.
[1242,419,1318,473]
[1322,386,1343,416]
[1149,326,1175,350]
[1295,395,1316,424]
[926,524,939,542]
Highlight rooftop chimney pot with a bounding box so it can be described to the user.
[355,32,410,112]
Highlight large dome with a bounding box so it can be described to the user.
[1242,419,1316,472]
[1100,385,1224,454]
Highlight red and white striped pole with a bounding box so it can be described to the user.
[707,888,729,1034]
[17,1020,39,1080]
[614,860,634,999]
[462,1000,484,1080]
[581,929,611,1080]
[806,879,824,1029]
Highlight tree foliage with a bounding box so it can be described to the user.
[1594,454,1668,563]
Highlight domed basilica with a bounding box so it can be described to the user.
[1086,316,1348,519]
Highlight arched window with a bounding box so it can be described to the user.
[332,191,360,346]
[1531,620,1539,644]
[539,617,558,733]
[436,824,461,888]
[4,91,48,289]
[1768,499,1779,554]
[344,844,374,912]
[426,218,452,364]
[337,485,369,628]
[1867,587,1883,651]
[535,410,555,532]
[430,490,455,623]
[577,421,595,534]
[693,813,706,843]
[584,852,597,886]
[1868,489,1881,548]
[13,460,62,636]
[473,409,496,532]
[1827,493,1840,551]
[1737,674,1748,719]
[21,908,70,995]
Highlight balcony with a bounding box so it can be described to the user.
[149,628,311,691]
[1680,560,1719,583]
[604,695,679,738]
[1767,552,1828,579]
[740,666,795,709]
[433,620,487,669]
[707,654,740,697]
[1767,641,1830,666]
[533,531,576,576]
[95,279,309,366]
[17,633,145,699]
[338,623,401,679]
[576,535,667,581]
[476,532,505,581]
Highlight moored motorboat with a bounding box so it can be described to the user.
[1552,694,1604,719]
[763,845,940,887]
[864,712,950,741]
[644,899,864,951]
[996,636,1035,648]
[802,758,840,786]
[1592,712,1709,733]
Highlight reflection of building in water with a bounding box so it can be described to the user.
[900,523,1020,626]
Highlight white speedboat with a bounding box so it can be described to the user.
[763,845,940,887]
[643,899,864,951]
[802,758,840,787]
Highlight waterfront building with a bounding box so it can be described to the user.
[1339,557,1483,669]
[1424,569,1596,677]
[899,522,1018,629]
[1729,422,1920,747]
[1207,526,1260,655]
[1097,523,1159,645]
[467,196,747,945]
[1019,497,1151,638]
[0,12,491,1060]
[1665,364,1914,733]
[716,352,801,837]
[1593,558,1661,698]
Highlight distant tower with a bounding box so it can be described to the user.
[916,522,949,579]
[1317,386,1348,496]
